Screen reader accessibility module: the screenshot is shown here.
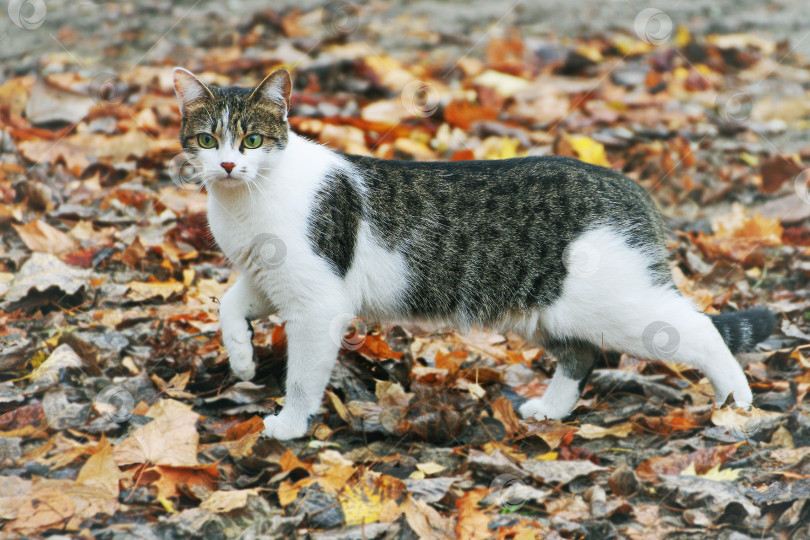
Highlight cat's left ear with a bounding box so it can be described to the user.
[250,69,292,117]
[173,67,214,114]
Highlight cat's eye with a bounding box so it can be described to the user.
[243,134,263,149]
[197,133,217,149]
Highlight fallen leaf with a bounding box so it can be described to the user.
[200,489,260,513]
[577,422,634,439]
[2,252,90,305]
[113,399,200,467]
[13,220,77,255]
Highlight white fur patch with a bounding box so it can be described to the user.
[541,227,751,408]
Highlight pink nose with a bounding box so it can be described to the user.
[221,162,235,174]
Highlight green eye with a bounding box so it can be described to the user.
[197,133,217,149]
[243,134,263,149]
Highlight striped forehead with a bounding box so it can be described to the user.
[180,85,289,148]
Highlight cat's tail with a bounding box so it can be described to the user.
[710,307,777,354]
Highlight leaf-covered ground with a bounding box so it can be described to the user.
[1,1,810,538]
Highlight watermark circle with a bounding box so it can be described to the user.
[401,80,441,118]
[642,321,680,359]
[88,71,128,107]
[563,241,601,278]
[715,89,753,126]
[251,233,287,269]
[321,0,359,36]
[95,385,134,423]
[794,168,810,205]
[329,313,368,351]
[168,152,205,188]
[489,473,527,511]
[633,8,672,46]
[8,0,47,30]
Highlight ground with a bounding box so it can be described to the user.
[0,1,809,538]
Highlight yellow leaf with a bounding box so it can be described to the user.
[739,151,758,168]
[416,462,445,476]
[566,135,611,167]
[535,451,558,461]
[675,25,691,47]
[339,473,405,527]
[681,462,740,481]
[158,497,177,513]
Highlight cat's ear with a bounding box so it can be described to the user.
[249,69,292,117]
[173,67,214,114]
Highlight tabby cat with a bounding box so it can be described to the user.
[173,68,775,440]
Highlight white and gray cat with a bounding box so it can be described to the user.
[173,68,776,440]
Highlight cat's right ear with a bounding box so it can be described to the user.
[173,67,214,114]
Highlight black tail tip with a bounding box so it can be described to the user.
[710,306,778,354]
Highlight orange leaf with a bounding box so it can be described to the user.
[435,349,467,374]
[358,334,403,360]
[222,416,265,442]
[151,463,219,500]
[444,100,498,130]
[455,488,491,540]
[279,448,313,473]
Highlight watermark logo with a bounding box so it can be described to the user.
[633,8,672,46]
[329,313,368,350]
[489,473,527,511]
[89,71,128,107]
[168,152,205,188]
[401,80,441,118]
[715,89,753,126]
[95,385,135,423]
[563,241,601,278]
[8,0,46,30]
[642,321,680,359]
[250,233,288,269]
[321,0,359,37]
[793,168,810,205]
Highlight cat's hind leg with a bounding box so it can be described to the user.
[519,339,599,421]
[542,228,753,409]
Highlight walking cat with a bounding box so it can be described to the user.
[173,68,776,440]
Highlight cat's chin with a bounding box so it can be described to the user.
[209,176,250,188]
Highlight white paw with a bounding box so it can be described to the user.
[519,397,573,421]
[222,331,256,380]
[715,384,753,410]
[262,413,308,440]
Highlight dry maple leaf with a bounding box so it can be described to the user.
[113,398,200,467]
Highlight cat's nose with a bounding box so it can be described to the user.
[221,162,236,174]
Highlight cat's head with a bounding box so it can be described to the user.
[172,68,291,186]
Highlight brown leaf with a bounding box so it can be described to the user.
[760,154,802,194]
[632,409,698,435]
[636,444,741,481]
[200,488,260,513]
[12,220,77,255]
[113,399,200,467]
[76,437,123,497]
[491,396,525,438]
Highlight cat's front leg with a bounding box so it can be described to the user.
[262,310,345,440]
[219,276,276,380]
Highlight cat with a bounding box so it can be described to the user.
[173,67,776,440]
